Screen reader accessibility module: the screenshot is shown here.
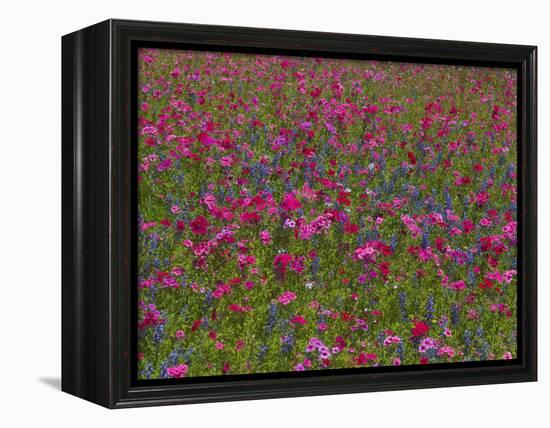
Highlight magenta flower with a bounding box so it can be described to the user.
[166,364,188,378]
[273,253,293,273]
[278,291,297,305]
[448,280,467,291]
[189,215,209,235]
[280,192,302,211]
[260,230,272,245]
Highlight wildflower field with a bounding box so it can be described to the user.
[137,48,518,380]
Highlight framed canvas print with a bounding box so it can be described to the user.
[62,19,537,408]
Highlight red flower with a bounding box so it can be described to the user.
[273,253,293,272]
[189,215,209,235]
[290,315,307,325]
[365,104,379,114]
[480,236,493,252]
[419,358,429,365]
[336,191,351,206]
[479,278,494,289]
[191,319,203,332]
[176,220,185,232]
[335,336,346,348]
[156,271,170,282]
[378,261,390,277]
[250,195,267,210]
[411,321,430,338]
[229,277,242,285]
[197,132,216,146]
[355,352,377,365]
[378,242,393,256]
[407,151,417,165]
[228,303,240,312]
[240,211,261,224]
[343,222,359,234]
[407,245,419,256]
[462,219,474,234]
[435,237,445,252]
[280,192,302,211]
[341,312,354,322]
[302,147,316,158]
[144,137,156,147]
[310,86,322,98]
[228,303,252,313]
[476,191,489,206]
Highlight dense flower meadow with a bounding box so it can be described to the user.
[137,48,518,380]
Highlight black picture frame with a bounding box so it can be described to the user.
[62,19,537,409]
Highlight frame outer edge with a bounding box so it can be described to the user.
[67,19,538,408]
[527,45,537,380]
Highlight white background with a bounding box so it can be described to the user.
[0,0,547,425]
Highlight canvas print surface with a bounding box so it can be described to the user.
[136,48,517,380]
